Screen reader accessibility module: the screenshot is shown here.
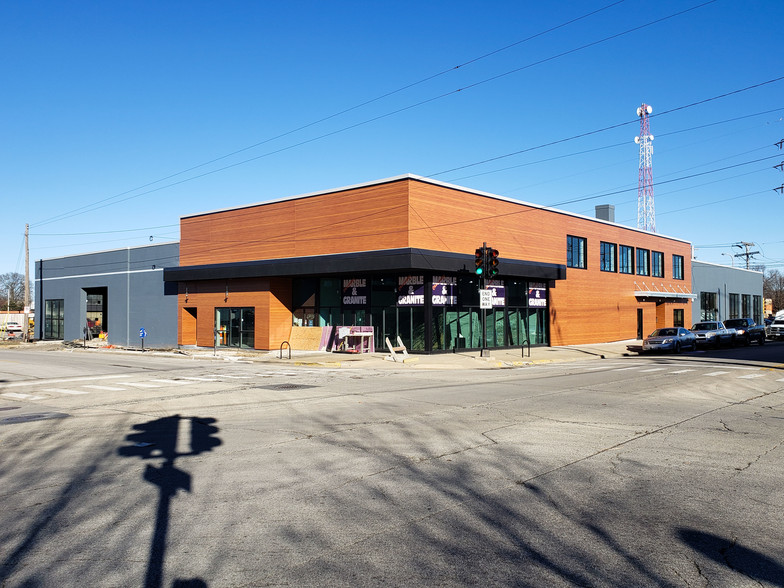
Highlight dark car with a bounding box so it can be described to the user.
[723,318,765,346]
[642,327,697,354]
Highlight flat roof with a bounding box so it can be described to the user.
[181,174,691,245]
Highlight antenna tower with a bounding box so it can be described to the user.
[635,103,655,232]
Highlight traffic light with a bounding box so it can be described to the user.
[474,247,485,275]
[488,248,499,277]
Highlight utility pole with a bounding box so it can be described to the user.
[733,241,759,270]
[24,224,30,341]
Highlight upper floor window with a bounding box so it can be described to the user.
[600,242,617,272]
[566,235,586,269]
[619,245,634,274]
[636,248,650,276]
[651,251,664,277]
[673,254,684,280]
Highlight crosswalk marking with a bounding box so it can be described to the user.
[116,382,161,388]
[639,368,667,373]
[704,371,730,377]
[181,377,220,382]
[613,367,641,371]
[83,385,127,391]
[42,388,88,395]
[1,392,45,400]
[149,379,188,385]
[737,374,764,379]
[669,369,694,374]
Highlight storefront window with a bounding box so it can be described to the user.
[44,299,64,340]
[216,307,254,348]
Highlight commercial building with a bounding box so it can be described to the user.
[35,243,179,348]
[163,175,695,353]
[691,260,764,325]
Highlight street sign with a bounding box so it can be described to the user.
[139,328,147,338]
[479,289,493,309]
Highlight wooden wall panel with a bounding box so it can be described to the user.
[176,177,694,347]
[180,182,410,266]
[177,277,293,350]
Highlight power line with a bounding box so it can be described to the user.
[30,1,718,229]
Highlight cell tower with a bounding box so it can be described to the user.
[635,103,655,232]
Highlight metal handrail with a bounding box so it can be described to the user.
[522,339,530,358]
[279,341,291,360]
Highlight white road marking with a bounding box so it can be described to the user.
[704,371,730,377]
[181,377,220,382]
[669,370,694,374]
[149,379,189,385]
[5,373,139,388]
[83,385,126,391]
[613,367,642,371]
[737,374,764,379]
[42,388,88,395]
[1,392,44,400]
[215,375,253,379]
[116,382,161,388]
[639,368,668,372]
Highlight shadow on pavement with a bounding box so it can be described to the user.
[119,415,221,588]
[678,528,784,586]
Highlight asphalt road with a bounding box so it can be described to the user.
[1,346,783,587]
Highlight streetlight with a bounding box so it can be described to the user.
[721,252,734,267]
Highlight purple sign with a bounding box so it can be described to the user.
[528,282,547,307]
[342,278,368,306]
[398,276,424,306]
[486,279,505,307]
[432,275,457,306]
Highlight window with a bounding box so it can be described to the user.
[636,248,650,276]
[753,295,762,323]
[44,299,64,340]
[673,308,684,328]
[700,292,718,320]
[729,293,739,319]
[742,294,751,317]
[600,242,617,272]
[651,251,664,277]
[619,245,634,274]
[566,235,586,269]
[673,255,684,280]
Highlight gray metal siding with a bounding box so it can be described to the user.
[36,243,179,348]
[691,260,763,324]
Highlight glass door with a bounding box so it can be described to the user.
[216,307,255,348]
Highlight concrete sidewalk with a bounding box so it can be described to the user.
[189,339,640,370]
[9,339,641,370]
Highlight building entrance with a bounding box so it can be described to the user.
[216,307,255,348]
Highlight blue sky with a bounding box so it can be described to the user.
[2,0,782,278]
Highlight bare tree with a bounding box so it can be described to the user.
[0,272,31,311]
[763,269,784,314]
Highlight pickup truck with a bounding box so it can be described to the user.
[690,321,736,348]
[770,313,784,341]
[723,318,766,346]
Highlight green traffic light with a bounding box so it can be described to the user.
[475,267,483,275]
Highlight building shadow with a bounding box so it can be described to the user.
[118,415,221,588]
[678,528,784,586]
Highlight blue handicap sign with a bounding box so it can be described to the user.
[139,328,147,338]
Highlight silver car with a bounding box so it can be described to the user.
[642,327,697,354]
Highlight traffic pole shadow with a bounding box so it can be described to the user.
[119,415,221,588]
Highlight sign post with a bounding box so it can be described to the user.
[139,327,147,352]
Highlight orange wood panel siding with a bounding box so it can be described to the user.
[180,181,411,266]
[176,176,693,347]
[177,277,293,350]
